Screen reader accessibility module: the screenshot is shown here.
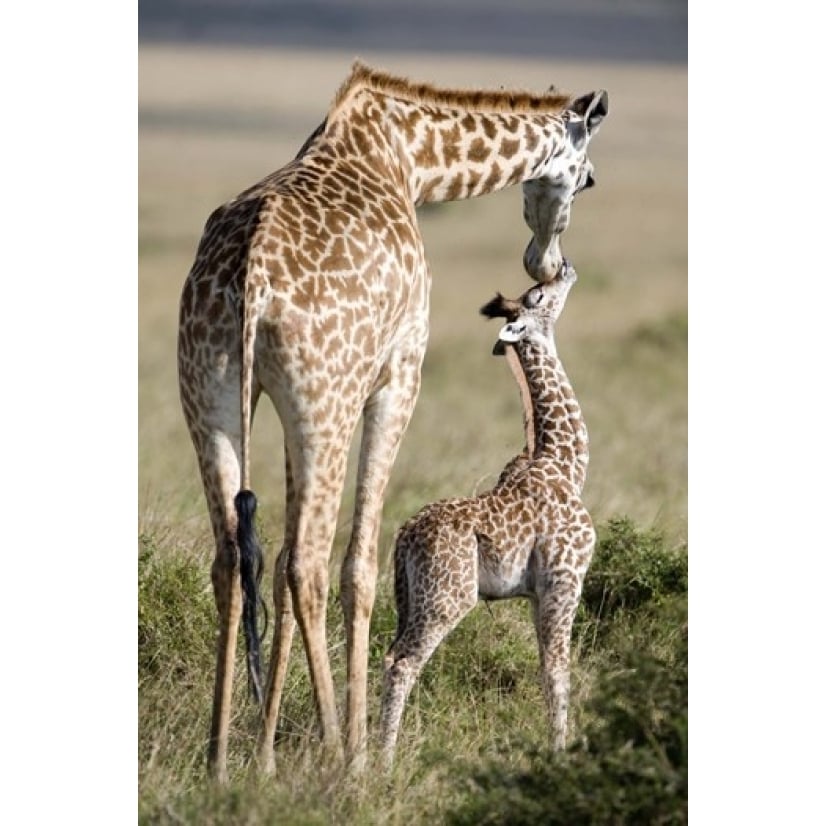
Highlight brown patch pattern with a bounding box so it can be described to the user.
[379,275,594,767]
[177,61,602,782]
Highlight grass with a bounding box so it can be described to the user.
[138,520,687,824]
[139,44,686,824]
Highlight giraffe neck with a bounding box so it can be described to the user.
[504,343,535,459]
[490,345,534,491]
[325,83,571,206]
[517,337,588,491]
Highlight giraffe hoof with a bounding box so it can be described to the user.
[346,748,368,776]
[256,749,276,777]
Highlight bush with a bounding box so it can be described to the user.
[580,517,687,624]
[138,517,688,823]
[138,534,215,682]
[443,517,688,826]
[446,618,687,825]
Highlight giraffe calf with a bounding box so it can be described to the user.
[378,260,595,767]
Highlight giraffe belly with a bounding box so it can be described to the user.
[478,574,532,601]
[476,541,533,600]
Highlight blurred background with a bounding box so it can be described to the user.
[138,0,686,571]
[139,0,686,62]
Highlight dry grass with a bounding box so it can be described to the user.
[139,43,686,544]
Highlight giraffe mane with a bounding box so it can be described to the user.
[503,343,536,459]
[330,60,573,118]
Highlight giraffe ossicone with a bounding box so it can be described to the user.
[176,60,607,782]
[378,260,595,767]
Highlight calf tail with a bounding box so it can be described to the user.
[235,489,267,704]
[390,534,410,650]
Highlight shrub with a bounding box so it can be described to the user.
[580,517,687,624]
[446,617,687,826]
[138,534,215,682]
[443,517,688,826]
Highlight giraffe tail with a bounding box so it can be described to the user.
[390,534,410,650]
[235,489,267,704]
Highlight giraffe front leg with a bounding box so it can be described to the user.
[378,655,417,769]
[340,351,423,769]
[536,568,583,752]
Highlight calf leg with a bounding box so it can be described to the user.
[378,586,476,768]
[535,566,584,751]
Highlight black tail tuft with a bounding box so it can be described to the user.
[235,489,267,704]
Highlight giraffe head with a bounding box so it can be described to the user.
[481,259,577,355]
[522,91,608,282]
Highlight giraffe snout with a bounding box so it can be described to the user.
[560,258,577,283]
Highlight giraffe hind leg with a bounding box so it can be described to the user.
[379,563,477,768]
[378,616,470,769]
[256,544,296,774]
[257,453,299,774]
[188,426,246,782]
[180,363,266,779]
[255,375,364,762]
[340,362,424,765]
[180,265,274,779]
[378,654,417,768]
[271,421,360,756]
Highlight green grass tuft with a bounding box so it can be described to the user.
[445,532,687,826]
[138,534,215,680]
[580,517,687,625]
[139,515,687,824]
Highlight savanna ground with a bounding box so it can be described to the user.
[139,45,687,824]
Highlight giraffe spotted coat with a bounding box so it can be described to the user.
[177,60,607,780]
[379,262,595,765]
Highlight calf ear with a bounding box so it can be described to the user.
[480,292,520,320]
[498,321,527,342]
[570,90,609,137]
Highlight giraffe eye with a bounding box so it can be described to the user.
[526,288,544,308]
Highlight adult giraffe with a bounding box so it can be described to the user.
[176,60,607,781]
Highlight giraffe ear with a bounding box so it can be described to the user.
[498,321,526,343]
[569,90,609,137]
[480,292,521,320]
[566,118,587,150]
[480,292,508,319]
